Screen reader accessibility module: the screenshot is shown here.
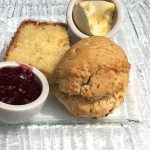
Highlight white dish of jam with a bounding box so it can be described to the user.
[0,61,49,124]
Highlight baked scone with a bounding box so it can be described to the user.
[54,36,131,118]
[4,20,70,83]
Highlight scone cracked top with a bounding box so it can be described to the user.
[54,36,131,118]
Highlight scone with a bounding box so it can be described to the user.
[53,36,131,118]
[4,20,70,83]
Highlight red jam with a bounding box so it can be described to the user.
[0,66,42,105]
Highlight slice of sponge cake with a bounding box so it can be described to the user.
[4,20,70,83]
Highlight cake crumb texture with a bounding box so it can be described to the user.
[5,20,70,83]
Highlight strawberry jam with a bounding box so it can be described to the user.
[0,66,42,105]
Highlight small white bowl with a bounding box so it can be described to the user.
[67,0,123,39]
[0,61,49,124]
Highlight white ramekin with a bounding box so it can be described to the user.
[67,0,123,39]
[0,61,49,124]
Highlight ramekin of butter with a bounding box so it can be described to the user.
[67,0,123,38]
[0,61,49,124]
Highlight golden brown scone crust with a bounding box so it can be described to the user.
[54,36,131,118]
[54,85,125,118]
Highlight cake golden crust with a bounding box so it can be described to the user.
[4,20,70,83]
[54,36,131,118]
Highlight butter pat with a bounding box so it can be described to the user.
[73,1,115,36]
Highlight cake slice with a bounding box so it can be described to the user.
[4,20,70,83]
